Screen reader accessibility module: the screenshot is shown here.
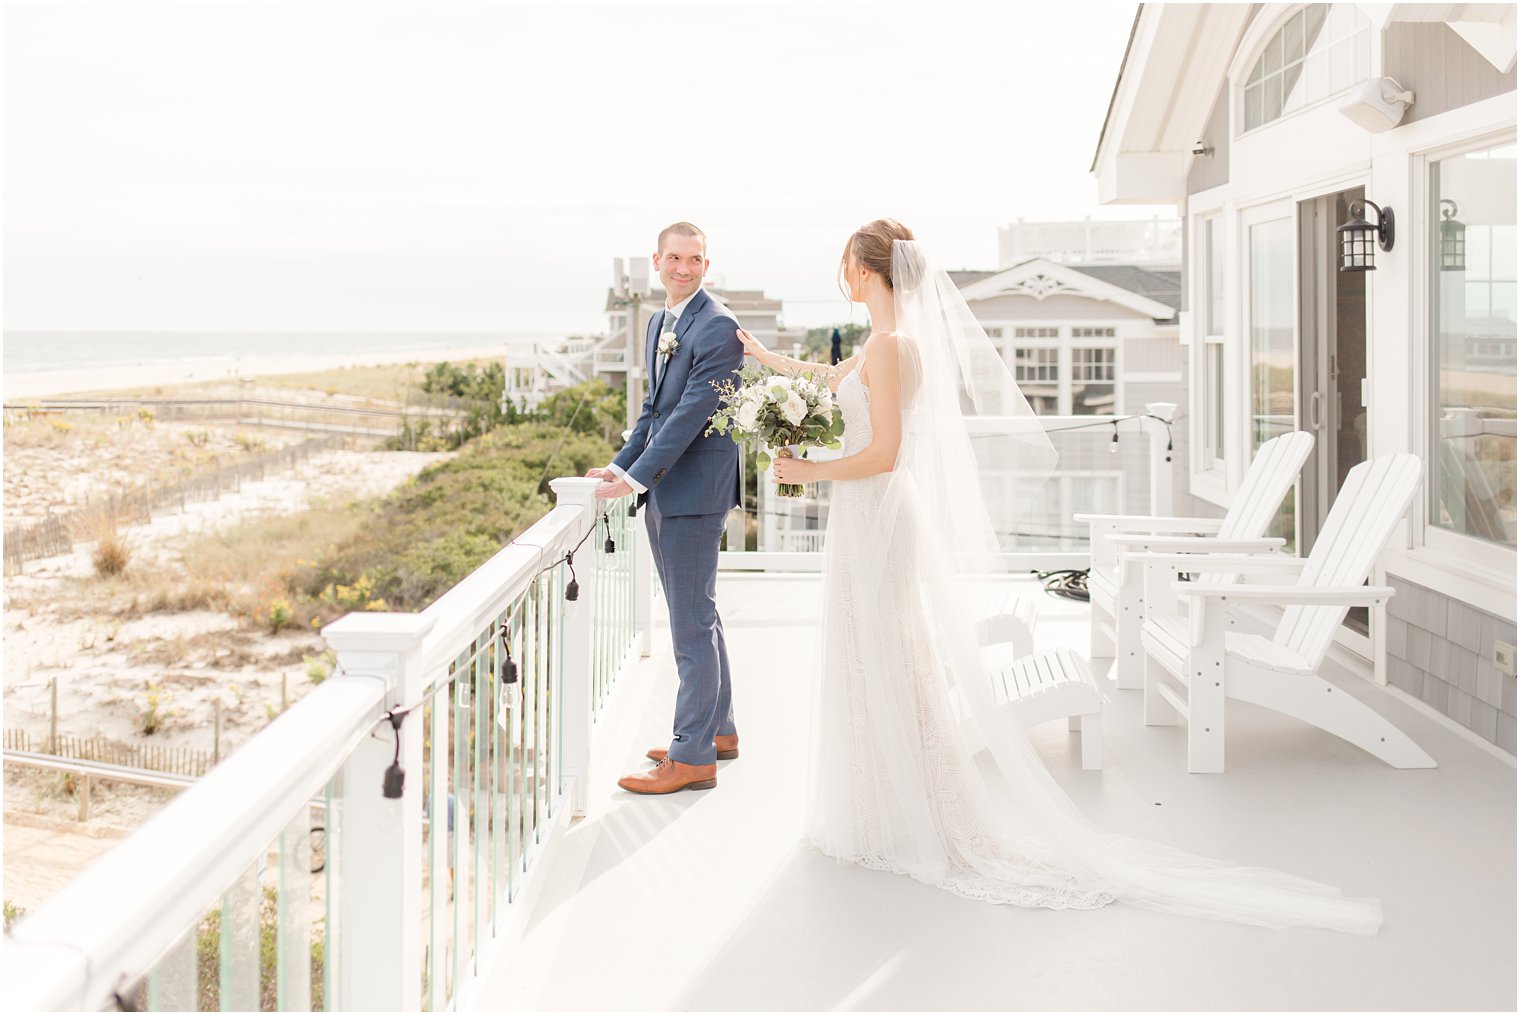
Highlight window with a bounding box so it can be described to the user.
[1013,346,1061,415]
[1243,4,1370,132]
[1006,326,1122,416]
[1201,216,1227,467]
[1249,214,1297,548]
[1429,142,1517,550]
[1071,347,1116,415]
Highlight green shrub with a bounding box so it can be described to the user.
[307,390,621,611]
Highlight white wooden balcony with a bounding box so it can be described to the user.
[4,421,1515,1012]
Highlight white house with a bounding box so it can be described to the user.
[1093,2,1517,753]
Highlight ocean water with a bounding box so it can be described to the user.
[2,331,561,375]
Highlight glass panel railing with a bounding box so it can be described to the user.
[129,796,330,1012]
[738,416,1172,559]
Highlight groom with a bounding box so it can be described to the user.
[590,221,744,794]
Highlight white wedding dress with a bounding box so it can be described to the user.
[801,241,1383,935]
[807,365,1113,910]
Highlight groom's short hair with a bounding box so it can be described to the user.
[657,221,706,256]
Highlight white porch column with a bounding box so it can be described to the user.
[549,477,601,816]
[1141,415,1175,517]
[322,611,434,1012]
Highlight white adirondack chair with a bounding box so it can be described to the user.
[976,585,1040,661]
[1077,431,1315,690]
[955,647,1107,770]
[1137,453,1435,773]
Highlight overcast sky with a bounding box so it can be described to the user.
[4,1,1174,335]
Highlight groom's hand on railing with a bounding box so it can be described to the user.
[594,476,633,500]
[585,467,613,481]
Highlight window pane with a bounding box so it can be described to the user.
[1330,2,1354,40]
[1493,282,1516,327]
[1492,225,1515,278]
[1071,381,1115,415]
[1430,143,1518,548]
[1250,215,1297,549]
[1264,30,1283,74]
[1466,282,1492,319]
[1284,10,1305,64]
[1250,217,1296,449]
[1207,340,1226,460]
[1206,217,1225,335]
[1304,4,1329,52]
[1303,50,1327,103]
[1264,74,1284,123]
[1245,81,1263,131]
[1330,38,1353,92]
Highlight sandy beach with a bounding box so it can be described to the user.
[2,352,480,911]
[3,342,510,400]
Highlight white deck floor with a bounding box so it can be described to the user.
[474,574,1516,1012]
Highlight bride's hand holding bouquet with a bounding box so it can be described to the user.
[705,360,844,497]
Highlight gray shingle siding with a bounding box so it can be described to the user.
[1388,574,1518,754]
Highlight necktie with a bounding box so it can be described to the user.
[657,308,678,383]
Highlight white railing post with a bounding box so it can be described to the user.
[1142,416,1174,517]
[321,612,434,1012]
[548,477,601,816]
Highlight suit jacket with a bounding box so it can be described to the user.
[612,288,744,516]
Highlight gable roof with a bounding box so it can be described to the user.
[953,257,1177,320]
[1090,4,1253,203]
[1067,263,1181,313]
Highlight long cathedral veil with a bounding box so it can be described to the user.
[881,239,1381,934]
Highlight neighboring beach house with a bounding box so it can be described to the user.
[501,286,784,410]
[1091,2,1517,752]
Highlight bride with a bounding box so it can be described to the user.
[736,218,1381,934]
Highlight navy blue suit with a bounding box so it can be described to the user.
[612,289,744,765]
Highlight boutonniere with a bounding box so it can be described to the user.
[658,332,680,360]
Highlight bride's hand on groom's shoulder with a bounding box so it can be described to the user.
[736,327,768,359]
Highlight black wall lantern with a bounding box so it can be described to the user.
[1439,199,1466,272]
[1337,198,1396,271]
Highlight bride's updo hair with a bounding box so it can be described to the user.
[841,218,915,291]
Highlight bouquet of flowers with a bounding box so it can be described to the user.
[706,362,845,497]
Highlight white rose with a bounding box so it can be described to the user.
[780,393,807,426]
[735,399,761,430]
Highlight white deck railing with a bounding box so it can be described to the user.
[4,478,642,1013]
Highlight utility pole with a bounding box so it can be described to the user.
[610,257,651,429]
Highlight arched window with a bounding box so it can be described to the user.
[1242,4,1372,132]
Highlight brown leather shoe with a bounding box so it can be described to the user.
[646,733,739,764]
[617,757,717,794]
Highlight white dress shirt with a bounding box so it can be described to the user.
[607,287,704,495]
